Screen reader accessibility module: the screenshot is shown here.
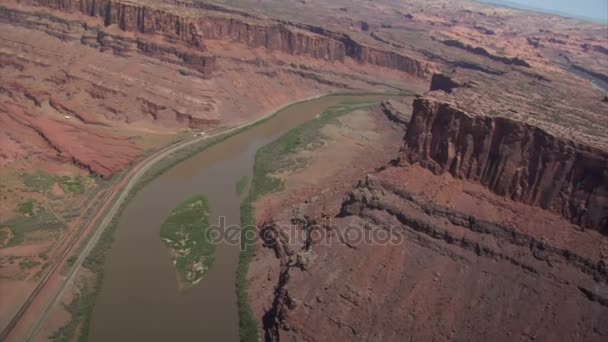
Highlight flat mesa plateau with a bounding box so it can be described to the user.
[0,0,606,342]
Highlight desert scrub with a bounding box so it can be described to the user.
[17,199,35,215]
[20,171,96,195]
[160,195,216,289]
[236,176,249,195]
[2,207,65,246]
[19,257,40,270]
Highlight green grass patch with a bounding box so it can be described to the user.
[20,171,95,195]
[236,176,248,195]
[0,228,10,245]
[160,195,215,288]
[2,208,65,246]
[49,277,96,342]
[21,170,57,193]
[17,199,35,215]
[59,175,89,194]
[66,255,77,268]
[19,257,41,270]
[237,199,258,342]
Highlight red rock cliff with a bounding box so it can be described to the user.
[25,0,432,77]
[29,0,206,47]
[402,98,608,233]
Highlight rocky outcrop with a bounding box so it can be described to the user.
[473,25,495,35]
[257,170,608,341]
[26,0,206,47]
[400,98,608,233]
[380,100,410,126]
[419,50,505,76]
[442,39,531,68]
[197,17,346,61]
[194,10,432,76]
[581,43,608,56]
[0,5,217,76]
[341,36,430,77]
[340,175,608,282]
[429,73,463,93]
[20,0,432,77]
[134,39,216,75]
[571,64,608,84]
[175,112,219,129]
[1,103,139,178]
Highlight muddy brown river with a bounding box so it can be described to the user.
[89,94,393,341]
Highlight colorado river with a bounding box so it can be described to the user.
[88,94,394,341]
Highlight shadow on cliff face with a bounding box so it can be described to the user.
[401,97,608,233]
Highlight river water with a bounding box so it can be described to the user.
[88,94,393,341]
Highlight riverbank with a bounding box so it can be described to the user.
[244,97,412,341]
[238,99,393,341]
[42,92,405,342]
[40,93,331,341]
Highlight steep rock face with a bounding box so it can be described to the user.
[197,16,431,76]
[29,0,206,47]
[24,0,432,77]
[342,36,430,77]
[442,39,531,67]
[401,98,608,232]
[255,170,608,341]
[429,73,463,93]
[1,6,217,76]
[197,17,346,61]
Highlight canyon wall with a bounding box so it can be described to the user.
[401,97,608,232]
[20,0,432,77]
[27,0,206,47]
[0,5,217,76]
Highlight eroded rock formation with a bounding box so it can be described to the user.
[401,97,608,232]
[16,0,433,77]
[429,73,464,93]
[250,101,608,341]
[441,39,532,67]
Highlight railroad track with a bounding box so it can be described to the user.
[0,134,202,341]
[0,187,114,341]
[0,93,329,341]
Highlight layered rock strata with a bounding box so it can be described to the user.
[400,97,608,233]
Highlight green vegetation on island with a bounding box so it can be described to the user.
[160,195,216,289]
[236,176,249,195]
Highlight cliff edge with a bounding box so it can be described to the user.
[400,96,608,233]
